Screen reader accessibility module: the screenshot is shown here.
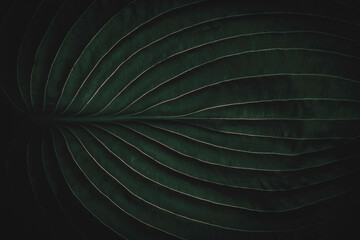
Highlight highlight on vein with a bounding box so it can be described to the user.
[1,0,360,239]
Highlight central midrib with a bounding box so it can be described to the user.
[21,113,187,124]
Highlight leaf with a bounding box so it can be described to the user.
[1,0,360,239]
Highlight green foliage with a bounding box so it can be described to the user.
[1,0,360,239]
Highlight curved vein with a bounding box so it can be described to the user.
[170,120,356,140]
[91,123,358,193]
[76,29,360,116]
[130,95,360,118]
[160,99,360,118]
[55,127,179,239]
[68,125,351,227]
[116,122,359,171]
[84,124,273,210]
[42,0,99,112]
[28,0,68,109]
[140,121,346,156]
[52,0,138,113]
[65,126,256,232]
[58,0,208,115]
[113,47,360,116]
[64,10,360,116]
[40,135,86,239]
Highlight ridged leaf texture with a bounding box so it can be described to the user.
[1,0,360,239]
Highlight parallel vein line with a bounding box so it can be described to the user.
[140,121,344,156]
[42,0,100,111]
[130,97,360,118]
[92,123,358,193]
[113,47,360,115]
[116,123,360,171]
[76,29,360,116]
[63,10,360,116]
[52,0,138,113]
[86,124,283,210]
[28,0,68,109]
[89,29,360,117]
[58,0,208,115]
[56,128,181,239]
[64,127,264,232]
[66,126,355,230]
[40,135,86,239]
[171,120,356,140]
[114,72,359,117]
[51,130,130,240]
